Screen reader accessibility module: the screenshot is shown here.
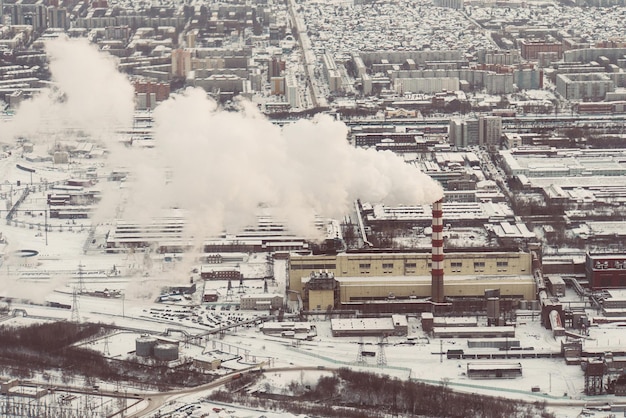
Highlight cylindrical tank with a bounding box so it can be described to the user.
[13,249,39,267]
[518,300,527,310]
[154,343,179,361]
[135,336,158,357]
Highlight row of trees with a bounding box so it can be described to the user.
[0,322,215,390]
[209,368,555,418]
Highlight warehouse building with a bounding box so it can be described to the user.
[586,253,626,289]
[432,326,515,339]
[466,362,522,379]
[240,294,283,311]
[330,315,408,337]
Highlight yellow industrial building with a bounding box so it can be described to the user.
[289,251,535,310]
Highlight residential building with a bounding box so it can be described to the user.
[478,116,502,149]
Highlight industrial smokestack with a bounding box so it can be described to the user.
[431,198,444,303]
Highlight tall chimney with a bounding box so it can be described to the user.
[431,198,444,303]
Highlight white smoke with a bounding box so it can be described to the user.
[2,37,443,239]
[0,36,134,146]
[0,40,445,302]
[121,87,444,237]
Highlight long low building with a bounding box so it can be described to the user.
[467,362,522,379]
[336,276,534,304]
[289,251,533,294]
[292,251,535,311]
[330,315,408,337]
[433,326,515,339]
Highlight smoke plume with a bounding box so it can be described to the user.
[122,87,443,237]
[2,38,443,238]
[0,36,134,145]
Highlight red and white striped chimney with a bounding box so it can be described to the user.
[431,198,444,303]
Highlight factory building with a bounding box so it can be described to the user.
[302,271,340,312]
[193,355,221,371]
[500,148,626,179]
[330,315,408,337]
[105,215,311,254]
[289,250,534,311]
[433,326,515,339]
[240,294,283,311]
[260,322,314,335]
[363,201,515,229]
[585,253,626,289]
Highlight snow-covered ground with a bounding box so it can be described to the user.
[1,149,624,418]
[1,208,623,418]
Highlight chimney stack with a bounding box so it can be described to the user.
[431,198,444,303]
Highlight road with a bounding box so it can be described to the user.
[287,0,328,109]
[127,366,323,417]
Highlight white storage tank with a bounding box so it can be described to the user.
[154,343,179,361]
[135,336,158,357]
[13,249,39,267]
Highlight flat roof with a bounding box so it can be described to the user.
[331,317,398,332]
[467,362,522,370]
[434,326,515,333]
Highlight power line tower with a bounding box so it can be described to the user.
[377,334,387,367]
[225,279,233,302]
[76,263,86,294]
[263,278,268,293]
[103,335,110,356]
[70,287,80,323]
[356,337,365,364]
[237,277,245,294]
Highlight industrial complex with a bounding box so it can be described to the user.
[4,0,626,416]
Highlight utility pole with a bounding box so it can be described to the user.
[76,263,86,294]
[440,340,443,363]
[549,372,552,393]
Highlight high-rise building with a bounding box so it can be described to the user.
[478,116,502,149]
[12,0,47,31]
[47,6,68,29]
[267,56,284,82]
[285,74,299,109]
[449,118,479,148]
[270,76,285,95]
[171,49,192,78]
